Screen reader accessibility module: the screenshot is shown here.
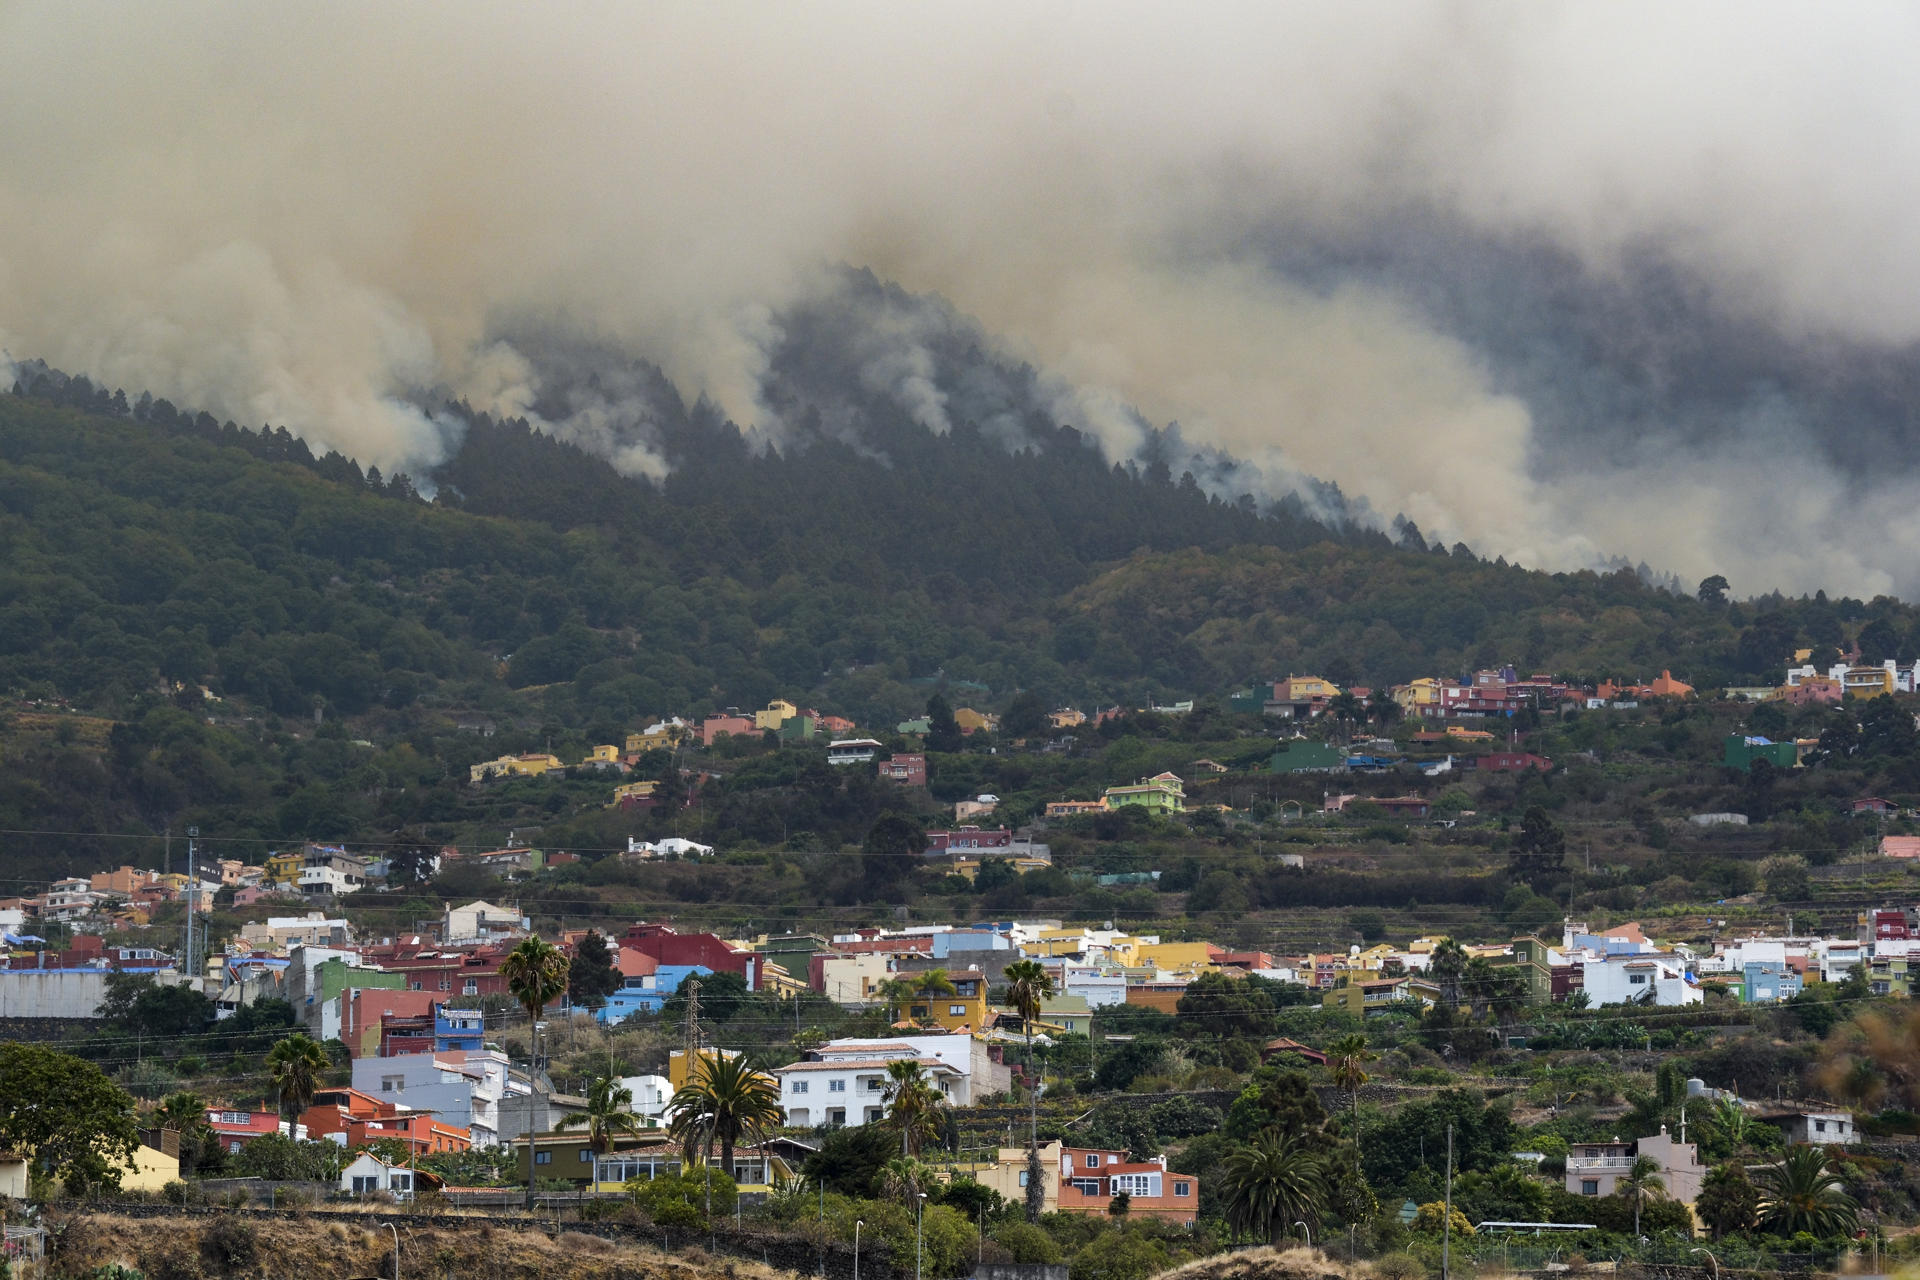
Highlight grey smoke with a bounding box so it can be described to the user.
[5,4,1920,593]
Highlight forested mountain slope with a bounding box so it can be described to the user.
[0,373,1909,878]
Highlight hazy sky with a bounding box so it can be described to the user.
[5,4,1919,595]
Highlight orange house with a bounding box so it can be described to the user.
[301,1087,470,1155]
[1056,1147,1197,1224]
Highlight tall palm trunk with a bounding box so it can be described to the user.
[1025,1019,1043,1223]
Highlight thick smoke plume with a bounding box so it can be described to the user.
[5,4,1920,594]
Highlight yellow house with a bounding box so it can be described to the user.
[967,1140,1064,1213]
[902,970,991,1031]
[1276,675,1340,701]
[625,720,688,753]
[1048,709,1086,729]
[1394,677,1445,713]
[1134,941,1216,976]
[114,1141,180,1192]
[1840,665,1897,699]
[953,707,998,735]
[755,700,799,732]
[469,753,565,784]
[948,850,1053,882]
[610,780,658,807]
[582,744,621,766]
[264,851,304,886]
[667,1046,745,1090]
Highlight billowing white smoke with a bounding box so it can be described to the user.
[4,4,1920,594]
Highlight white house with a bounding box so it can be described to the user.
[773,1032,1009,1127]
[774,1051,963,1129]
[43,878,102,921]
[618,1073,675,1122]
[352,1048,515,1148]
[1581,955,1701,1007]
[441,900,525,946]
[1061,965,1129,1009]
[341,1151,416,1199]
[1818,940,1867,982]
[826,739,884,766]
[1765,1109,1855,1146]
[624,837,715,860]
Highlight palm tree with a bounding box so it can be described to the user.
[1221,1133,1326,1246]
[1367,687,1401,727]
[875,977,917,1023]
[556,1074,649,1156]
[1326,1033,1376,1127]
[1003,958,1055,1223]
[883,1059,944,1157]
[1427,938,1469,1011]
[881,1156,934,1206]
[911,968,958,1021]
[1620,1155,1665,1237]
[1754,1145,1859,1237]
[501,934,568,1207]
[265,1033,329,1136]
[153,1090,214,1177]
[1712,1097,1751,1150]
[1326,692,1364,745]
[666,1052,784,1179]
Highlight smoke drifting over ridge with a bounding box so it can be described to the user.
[5,5,1920,594]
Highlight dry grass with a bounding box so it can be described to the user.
[50,1209,810,1280]
[1156,1245,1371,1280]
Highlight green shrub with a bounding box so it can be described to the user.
[994,1223,1063,1264]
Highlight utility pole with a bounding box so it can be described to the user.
[184,826,198,987]
[1441,1123,1454,1280]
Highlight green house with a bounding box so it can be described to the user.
[1268,741,1346,773]
[1723,734,1797,771]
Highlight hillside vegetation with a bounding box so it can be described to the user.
[3,372,1919,891]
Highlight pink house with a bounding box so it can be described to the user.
[700,712,757,746]
[1883,836,1920,860]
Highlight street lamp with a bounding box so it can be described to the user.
[855,1219,864,1280]
[1294,1221,1312,1250]
[916,1192,929,1280]
[1690,1248,1718,1280]
[380,1221,400,1280]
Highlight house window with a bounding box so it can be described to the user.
[535,1151,552,1165]
[464,979,479,995]
[438,977,452,991]
[1086,1155,1100,1169]
[865,1078,885,1091]
[393,1174,411,1191]
[1175,1182,1191,1197]
[1580,1180,1599,1196]
[1018,1171,1028,1187]
[1072,1178,1101,1194]
[791,1081,809,1094]
[1815,1120,1826,1133]
[580,1150,593,1162]
[1628,974,1647,985]
[352,1175,378,1194]
[411,982,423,991]
[381,1076,404,1093]
[1112,1174,1160,1197]
[950,1005,966,1017]
[829,1079,847,1093]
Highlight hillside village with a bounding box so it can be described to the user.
[8,653,1920,1277]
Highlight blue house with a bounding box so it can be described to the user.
[435,1006,485,1053]
[1742,961,1803,1004]
[596,963,712,1025]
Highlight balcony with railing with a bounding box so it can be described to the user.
[1565,1154,1635,1171]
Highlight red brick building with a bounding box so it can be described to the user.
[877,753,927,786]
